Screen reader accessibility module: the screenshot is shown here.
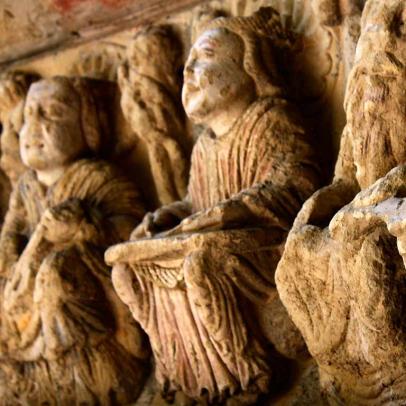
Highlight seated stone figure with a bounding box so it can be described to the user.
[0,77,149,405]
[106,8,320,405]
[276,1,406,404]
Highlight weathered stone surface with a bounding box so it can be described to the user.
[0,0,203,69]
[276,1,406,404]
[106,7,320,404]
[0,0,374,404]
[0,77,149,405]
[118,25,189,206]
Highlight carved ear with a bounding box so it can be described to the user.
[71,78,101,154]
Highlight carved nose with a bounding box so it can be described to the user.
[24,138,44,149]
[184,59,196,76]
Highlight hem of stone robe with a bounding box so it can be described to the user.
[113,229,280,400]
[0,338,147,406]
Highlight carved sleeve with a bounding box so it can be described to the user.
[333,125,359,190]
[0,186,28,274]
[216,106,321,231]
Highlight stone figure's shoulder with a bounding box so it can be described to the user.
[15,170,39,195]
[55,158,144,217]
[255,98,306,133]
[240,98,308,154]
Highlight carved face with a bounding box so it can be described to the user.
[354,0,406,74]
[20,80,87,171]
[182,27,254,125]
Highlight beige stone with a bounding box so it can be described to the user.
[0,72,35,186]
[276,1,406,404]
[0,72,36,221]
[106,8,320,404]
[0,77,149,405]
[118,25,189,206]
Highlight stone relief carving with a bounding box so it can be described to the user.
[0,72,35,221]
[276,0,406,404]
[312,0,363,82]
[70,42,126,81]
[0,72,35,186]
[0,77,150,405]
[0,0,388,404]
[118,25,189,206]
[106,8,320,404]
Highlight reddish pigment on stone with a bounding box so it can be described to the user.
[52,0,83,13]
[100,0,129,7]
[52,0,128,13]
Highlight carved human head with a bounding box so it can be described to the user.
[20,77,101,172]
[346,0,406,115]
[182,8,290,128]
[123,25,182,93]
[118,26,183,137]
[352,0,406,76]
[0,72,36,184]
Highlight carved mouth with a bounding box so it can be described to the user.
[183,81,199,92]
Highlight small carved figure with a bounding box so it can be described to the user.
[276,1,406,403]
[0,72,35,220]
[312,0,363,83]
[118,25,189,206]
[0,77,149,405]
[107,8,320,404]
[0,72,35,186]
[312,0,362,26]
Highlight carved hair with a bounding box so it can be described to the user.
[203,7,295,97]
[43,77,102,154]
[0,71,37,115]
[125,25,182,95]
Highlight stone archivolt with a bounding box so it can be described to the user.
[5,1,405,405]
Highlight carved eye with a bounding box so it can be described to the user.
[402,9,406,34]
[46,105,64,118]
[202,47,215,58]
[394,8,406,38]
[25,106,34,116]
[41,104,66,120]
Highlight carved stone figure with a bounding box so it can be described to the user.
[106,8,320,404]
[312,0,363,80]
[0,72,35,186]
[0,77,149,405]
[118,25,189,206]
[0,72,35,220]
[276,1,406,404]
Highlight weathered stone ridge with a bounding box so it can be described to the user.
[0,1,387,405]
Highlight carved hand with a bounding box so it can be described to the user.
[164,200,247,236]
[40,198,89,244]
[130,212,156,239]
[131,202,191,239]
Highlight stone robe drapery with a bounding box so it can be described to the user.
[111,97,320,402]
[0,159,147,405]
[275,163,406,404]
